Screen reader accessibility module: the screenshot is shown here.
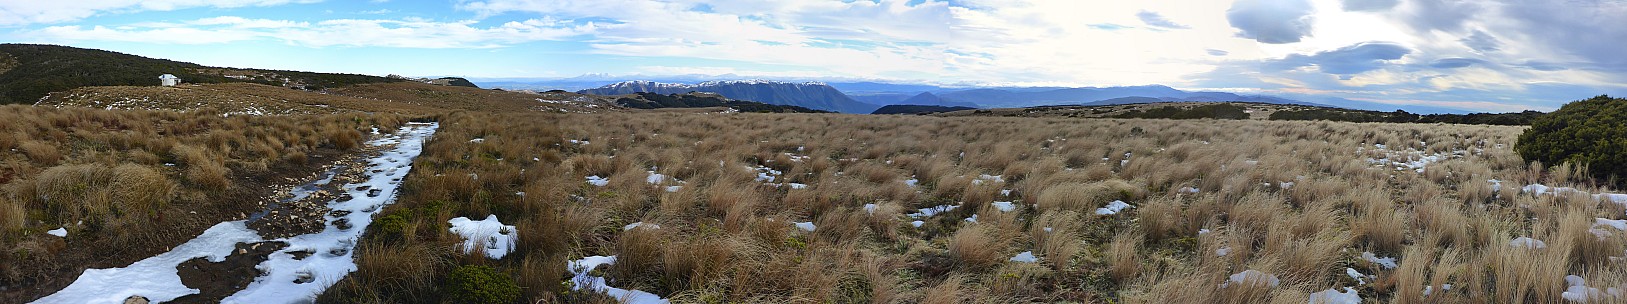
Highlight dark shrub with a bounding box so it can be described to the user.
[446,265,521,304]
[1516,95,1627,180]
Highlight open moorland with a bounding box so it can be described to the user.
[318,110,1627,303]
[7,87,1626,304]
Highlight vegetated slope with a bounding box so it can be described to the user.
[1270,107,1543,125]
[0,105,416,301]
[872,104,976,115]
[428,77,480,88]
[938,101,1539,125]
[0,44,401,104]
[614,92,830,113]
[328,82,615,114]
[1113,103,1249,119]
[325,110,1601,303]
[937,102,1314,120]
[1516,95,1627,180]
[579,80,881,113]
[35,83,447,115]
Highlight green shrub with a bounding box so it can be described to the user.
[446,265,521,304]
[1516,95,1627,181]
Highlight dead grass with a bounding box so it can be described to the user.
[299,111,1605,303]
[0,104,411,297]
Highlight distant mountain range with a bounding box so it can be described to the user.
[499,75,1479,114]
[579,80,882,113]
[872,104,976,115]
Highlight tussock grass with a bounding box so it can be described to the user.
[317,111,1611,303]
[0,104,412,295]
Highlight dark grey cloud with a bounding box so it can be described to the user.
[1226,0,1315,44]
[1459,30,1500,53]
[1429,58,1485,69]
[1136,10,1189,30]
[1266,42,1411,75]
[1206,49,1229,56]
[1341,0,1398,11]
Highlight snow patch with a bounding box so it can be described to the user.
[47,227,67,237]
[34,222,261,303]
[623,222,660,231]
[1009,251,1038,263]
[1308,287,1361,304]
[1095,200,1132,215]
[569,256,670,304]
[992,201,1017,212]
[1510,237,1547,249]
[449,215,518,259]
[1221,270,1279,288]
[794,222,816,232]
[587,175,609,187]
[1362,251,1397,269]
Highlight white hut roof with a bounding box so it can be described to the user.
[159,74,179,79]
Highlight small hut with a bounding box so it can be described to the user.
[159,74,179,87]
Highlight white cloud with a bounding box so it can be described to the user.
[18,16,597,48]
[0,0,321,26]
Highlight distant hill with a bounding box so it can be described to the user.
[850,92,979,108]
[872,104,976,115]
[579,80,880,113]
[431,77,479,88]
[933,84,1350,110]
[614,92,829,113]
[0,44,401,104]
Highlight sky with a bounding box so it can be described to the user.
[2,0,1625,112]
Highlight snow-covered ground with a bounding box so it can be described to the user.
[568,256,669,304]
[34,123,439,304]
[448,215,518,259]
[1095,200,1133,215]
[1361,143,1462,173]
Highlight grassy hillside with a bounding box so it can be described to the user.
[614,92,830,113]
[0,44,401,104]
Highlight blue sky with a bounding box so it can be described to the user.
[2,0,1624,112]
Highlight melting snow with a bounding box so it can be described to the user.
[863,204,878,215]
[39,123,439,303]
[569,256,669,304]
[992,201,1017,212]
[623,222,660,231]
[587,175,609,187]
[1362,251,1397,269]
[907,204,959,218]
[1422,284,1453,296]
[794,222,816,232]
[34,222,261,303]
[1346,268,1370,285]
[1511,237,1547,249]
[1009,251,1038,263]
[1221,270,1279,288]
[1095,200,1133,215]
[47,227,67,237]
[910,221,924,227]
[646,172,666,184]
[448,215,518,259]
[1563,275,1621,302]
[1308,287,1361,304]
[1596,218,1626,230]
